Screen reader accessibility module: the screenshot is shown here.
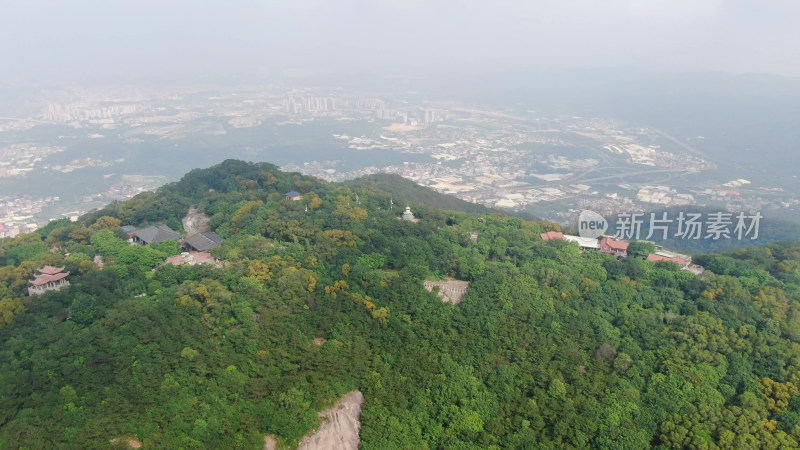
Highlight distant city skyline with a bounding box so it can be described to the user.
[1,80,799,239]
[2,0,800,85]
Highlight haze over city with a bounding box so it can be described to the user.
[1,0,800,240]
[3,0,800,84]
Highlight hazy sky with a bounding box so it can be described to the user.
[3,0,800,84]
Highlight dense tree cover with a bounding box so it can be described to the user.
[628,241,657,259]
[344,173,496,216]
[1,160,800,448]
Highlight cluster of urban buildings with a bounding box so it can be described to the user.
[49,157,125,173]
[636,186,696,206]
[0,175,162,238]
[0,83,797,232]
[0,144,65,178]
[0,195,64,238]
[42,102,140,123]
[603,143,708,171]
[283,96,336,114]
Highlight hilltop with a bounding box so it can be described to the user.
[344,173,496,216]
[1,160,800,448]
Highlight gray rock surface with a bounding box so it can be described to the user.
[182,205,210,235]
[297,390,364,450]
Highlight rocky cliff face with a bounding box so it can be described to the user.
[181,206,210,235]
[297,391,364,450]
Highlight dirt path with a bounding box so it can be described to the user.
[297,390,364,450]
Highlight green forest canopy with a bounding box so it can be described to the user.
[1,160,800,448]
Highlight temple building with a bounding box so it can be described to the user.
[401,206,419,222]
[647,250,692,269]
[28,266,70,296]
[285,191,303,201]
[183,231,224,252]
[130,225,181,245]
[540,231,565,241]
[599,236,629,258]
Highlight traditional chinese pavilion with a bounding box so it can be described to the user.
[28,266,70,296]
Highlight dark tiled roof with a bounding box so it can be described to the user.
[184,231,224,252]
[285,191,301,197]
[132,225,181,244]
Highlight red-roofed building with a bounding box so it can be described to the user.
[28,267,70,296]
[599,237,629,258]
[540,231,565,241]
[647,253,692,268]
[37,265,65,275]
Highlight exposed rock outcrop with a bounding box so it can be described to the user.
[297,390,364,450]
[182,206,210,235]
[424,280,470,305]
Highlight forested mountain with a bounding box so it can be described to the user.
[344,173,497,216]
[2,160,800,448]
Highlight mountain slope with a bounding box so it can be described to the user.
[1,160,800,448]
[344,173,496,215]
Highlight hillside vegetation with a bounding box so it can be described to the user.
[344,173,496,216]
[1,160,800,448]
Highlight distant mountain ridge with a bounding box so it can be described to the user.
[344,173,496,215]
[76,160,504,231]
